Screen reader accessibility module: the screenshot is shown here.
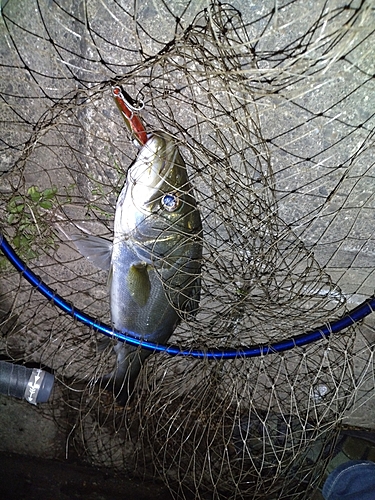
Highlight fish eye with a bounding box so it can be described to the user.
[161,193,180,212]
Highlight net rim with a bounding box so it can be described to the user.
[1,233,374,359]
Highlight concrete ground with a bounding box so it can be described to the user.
[0,0,374,499]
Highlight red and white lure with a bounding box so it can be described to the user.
[112,86,148,146]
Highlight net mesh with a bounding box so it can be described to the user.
[1,0,375,498]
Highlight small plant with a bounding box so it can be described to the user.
[2,185,60,267]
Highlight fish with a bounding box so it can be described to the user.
[72,131,202,405]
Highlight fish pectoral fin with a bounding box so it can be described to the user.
[71,233,112,271]
[127,262,151,307]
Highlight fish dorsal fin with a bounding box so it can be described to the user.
[71,233,112,271]
[127,263,151,307]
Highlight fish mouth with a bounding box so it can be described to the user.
[130,132,178,192]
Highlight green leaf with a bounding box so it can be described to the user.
[8,200,24,214]
[20,235,30,246]
[39,200,53,210]
[43,187,57,200]
[0,257,8,269]
[28,186,41,202]
[13,234,21,248]
[14,204,25,214]
[8,196,23,208]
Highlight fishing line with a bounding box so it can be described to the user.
[1,232,374,359]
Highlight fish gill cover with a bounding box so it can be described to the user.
[0,0,375,498]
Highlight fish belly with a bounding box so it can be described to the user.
[103,242,180,405]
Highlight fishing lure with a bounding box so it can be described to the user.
[112,86,148,146]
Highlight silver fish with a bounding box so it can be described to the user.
[72,131,202,405]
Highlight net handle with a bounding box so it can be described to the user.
[1,233,374,359]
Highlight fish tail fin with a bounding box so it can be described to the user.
[100,347,148,406]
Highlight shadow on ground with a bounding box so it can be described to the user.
[0,451,173,500]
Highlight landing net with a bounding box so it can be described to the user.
[1,1,374,498]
